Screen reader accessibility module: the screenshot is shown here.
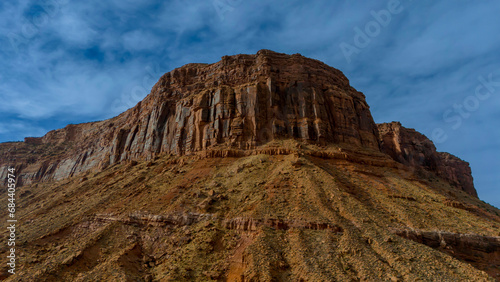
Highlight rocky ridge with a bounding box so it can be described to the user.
[378,122,476,196]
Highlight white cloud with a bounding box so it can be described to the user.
[52,11,99,46]
[122,29,162,51]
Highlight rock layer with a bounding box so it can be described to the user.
[377,122,477,196]
[392,228,500,278]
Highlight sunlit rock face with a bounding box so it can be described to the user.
[114,49,380,158]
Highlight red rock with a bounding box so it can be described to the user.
[391,228,500,268]
[378,122,477,197]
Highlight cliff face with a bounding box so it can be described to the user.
[377,122,477,197]
[0,50,380,185]
[110,50,379,159]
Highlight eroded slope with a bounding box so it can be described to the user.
[1,142,498,281]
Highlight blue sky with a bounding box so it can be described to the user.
[0,0,499,207]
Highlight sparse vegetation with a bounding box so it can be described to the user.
[1,143,499,280]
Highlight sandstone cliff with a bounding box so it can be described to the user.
[0,51,477,198]
[1,50,380,185]
[377,122,476,196]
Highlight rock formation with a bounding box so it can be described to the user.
[0,51,478,199]
[378,122,476,196]
[1,50,498,281]
[392,228,500,277]
[1,51,479,200]
[1,50,380,186]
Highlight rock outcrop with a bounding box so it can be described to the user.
[377,122,477,196]
[392,228,500,278]
[94,212,343,233]
[1,50,380,185]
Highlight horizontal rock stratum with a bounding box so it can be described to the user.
[0,50,476,197]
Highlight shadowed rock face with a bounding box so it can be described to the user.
[377,122,477,197]
[0,50,380,185]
